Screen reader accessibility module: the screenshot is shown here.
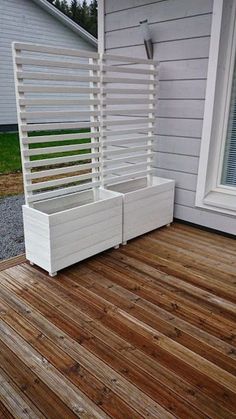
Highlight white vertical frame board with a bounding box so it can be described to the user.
[12,42,122,276]
[101,54,175,243]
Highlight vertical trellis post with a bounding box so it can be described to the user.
[100,53,106,188]
[89,56,100,200]
[12,44,32,205]
[147,62,156,186]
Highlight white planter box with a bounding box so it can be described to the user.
[108,176,175,243]
[23,188,122,276]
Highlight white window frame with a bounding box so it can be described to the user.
[196,0,236,215]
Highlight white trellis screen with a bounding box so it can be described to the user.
[100,54,158,187]
[12,43,102,205]
[12,43,158,205]
[11,42,175,276]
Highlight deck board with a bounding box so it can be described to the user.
[0,222,236,418]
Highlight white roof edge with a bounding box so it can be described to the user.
[31,0,98,48]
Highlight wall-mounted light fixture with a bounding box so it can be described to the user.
[139,19,153,59]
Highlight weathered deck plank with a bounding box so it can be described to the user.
[0,223,236,418]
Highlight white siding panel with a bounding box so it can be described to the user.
[157,100,205,119]
[154,136,201,156]
[157,118,203,138]
[159,59,208,81]
[159,80,206,100]
[106,0,164,14]
[154,153,199,174]
[106,14,212,49]
[174,205,236,236]
[174,188,196,207]
[0,0,95,126]
[105,37,210,62]
[154,168,197,191]
[105,0,213,22]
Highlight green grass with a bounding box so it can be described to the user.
[0,132,21,173]
[0,129,91,174]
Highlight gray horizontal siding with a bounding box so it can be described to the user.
[0,0,95,126]
[104,0,236,234]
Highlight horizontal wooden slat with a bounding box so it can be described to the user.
[103,76,157,85]
[25,162,100,180]
[102,65,157,75]
[17,71,100,83]
[22,121,100,132]
[103,118,154,127]
[23,132,99,145]
[104,162,148,175]
[26,172,98,192]
[104,136,154,146]
[104,145,152,157]
[103,53,158,65]
[104,109,151,116]
[102,87,156,95]
[24,152,100,169]
[23,142,99,157]
[18,85,100,94]
[27,181,101,203]
[105,98,155,105]
[14,42,99,59]
[20,98,100,107]
[15,57,100,71]
[21,110,100,120]
[102,128,149,136]
[104,153,154,166]
[104,170,152,185]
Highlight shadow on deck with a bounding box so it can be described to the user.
[0,222,236,418]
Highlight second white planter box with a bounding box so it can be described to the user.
[23,188,123,276]
[108,176,175,243]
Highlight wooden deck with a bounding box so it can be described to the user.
[0,222,236,418]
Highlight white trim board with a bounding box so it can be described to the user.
[98,0,105,53]
[195,0,236,215]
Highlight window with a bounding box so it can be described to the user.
[196,0,236,215]
[221,59,236,187]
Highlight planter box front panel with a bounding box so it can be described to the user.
[108,176,175,242]
[23,189,122,274]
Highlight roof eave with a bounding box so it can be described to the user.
[31,0,98,48]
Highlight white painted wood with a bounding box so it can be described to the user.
[23,189,123,274]
[13,43,175,274]
[17,72,100,84]
[98,0,105,54]
[24,152,101,169]
[195,0,236,215]
[154,168,197,191]
[108,177,175,242]
[103,0,236,235]
[157,100,205,119]
[105,37,210,62]
[154,136,201,157]
[106,14,212,50]
[0,0,96,126]
[154,153,199,175]
[14,42,99,58]
[105,0,212,27]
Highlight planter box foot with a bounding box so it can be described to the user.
[122,241,127,246]
[114,245,120,249]
[49,272,57,277]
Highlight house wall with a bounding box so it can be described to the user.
[104,0,236,235]
[0,0,96,128]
